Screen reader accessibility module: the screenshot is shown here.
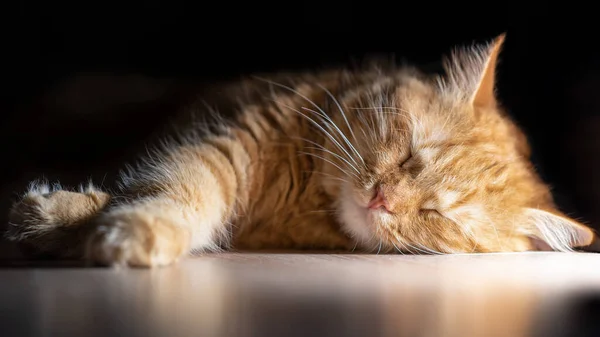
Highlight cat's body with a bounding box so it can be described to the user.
[6,34,598,267]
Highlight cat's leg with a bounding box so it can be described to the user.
[6,182,111,258]
[7,133,252,266]
[85,137,250,267]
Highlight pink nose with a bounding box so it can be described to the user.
[367,188,391,213]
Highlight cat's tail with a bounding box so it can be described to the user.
[5,180,111,258]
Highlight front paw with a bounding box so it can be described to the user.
[6,186,110,257]
[7,188,110,239]
[86,211,191,267]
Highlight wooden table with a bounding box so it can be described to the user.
[1,252,599,337]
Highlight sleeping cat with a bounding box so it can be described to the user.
[5,33,598,267]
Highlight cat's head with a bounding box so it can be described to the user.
[334,34,598,254]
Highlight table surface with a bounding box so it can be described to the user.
[1,251,600,337]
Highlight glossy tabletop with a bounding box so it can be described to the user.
[1,252,599,337]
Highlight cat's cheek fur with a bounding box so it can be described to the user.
[337,191,373,247]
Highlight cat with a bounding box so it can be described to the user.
[5,33,598,267]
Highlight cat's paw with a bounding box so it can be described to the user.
[6,184,110,246]
[86,211,191,268]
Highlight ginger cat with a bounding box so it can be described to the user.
[5,34,598,267]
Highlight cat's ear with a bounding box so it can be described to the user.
[470,33,505,108]
[443,33,506,108]
[521,208,599,252]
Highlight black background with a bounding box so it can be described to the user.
[2,2,600,257]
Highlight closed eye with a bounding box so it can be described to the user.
[419,208,442,217]
[399,153,413,168]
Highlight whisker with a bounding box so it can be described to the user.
[298,152,359,179]
[349,106,405,111]
[255,77,363,168]
[351,239,359,253]
[415,243,444,255]
[391,242,406,255]
[277,100,358,169]
[314,176,350,183]
[292,136,360,174]
[405,242,436,255]
[322,177,349,183]
[301,107,362,168]
[305,170,351,183]
[397,240,418,255]
[305,146,360,174]
[364,112,378,144]
[315,83,365,165]
[280,103,357,167]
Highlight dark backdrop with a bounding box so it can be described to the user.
[2,3,599,257]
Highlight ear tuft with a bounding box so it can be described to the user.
[523,208,597,252]
[440,33,506,107]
